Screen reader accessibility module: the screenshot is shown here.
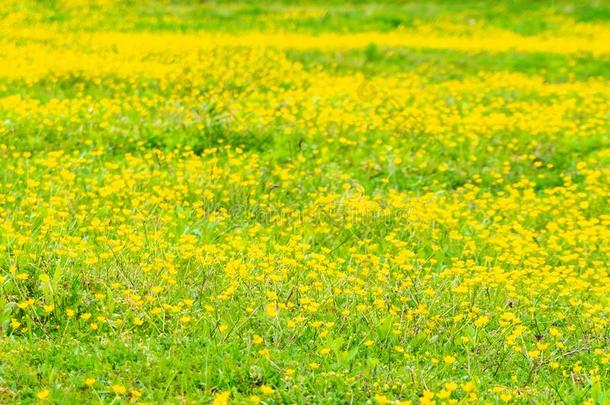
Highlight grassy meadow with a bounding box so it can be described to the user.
[1,0,610,403]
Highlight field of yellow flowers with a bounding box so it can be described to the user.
[1,0,610,403]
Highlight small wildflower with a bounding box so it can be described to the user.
[36,389,50,400]
[260,385,274,395]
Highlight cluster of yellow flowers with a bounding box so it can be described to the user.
[1,0,609,403]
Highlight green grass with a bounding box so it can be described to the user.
[1,0,610,404]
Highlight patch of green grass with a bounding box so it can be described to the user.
[1,1,610,404]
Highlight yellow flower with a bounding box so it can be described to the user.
[375,394,391,404]
[265,303,278,317]
[36,389,50,400]
[213,391,230,405]
[260,385,274,395]
[474,315,489,328]
[17,299,34,309]
[445,382,458,392]
[84,378,96,386]
[111,385,126,395]
[437,389,451,399]
[462,382,475,393]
